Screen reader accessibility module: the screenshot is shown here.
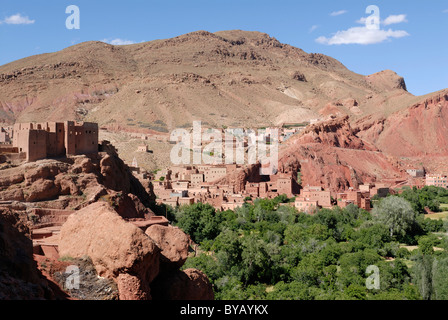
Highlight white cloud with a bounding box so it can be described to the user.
[102,38,136,45]
[330,10,347,17]
[356,17,367,25]
[357,14,408,26]
[383,14,408,25]
[316,26,409,45]
[443,9,448,13]
[309,25,319,33]
[2,13,35,25]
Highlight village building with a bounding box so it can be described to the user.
[295,199,319,214]
[294,186,332,214]
[12,121,98,162]
[0,126,13,144]
[407,168,425,178]
[299,186,332,208]
[137,145,148,152]
[204,166,227,182]
[337,189,371,211]
[426,174,448,188]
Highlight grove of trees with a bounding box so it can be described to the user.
[155,188,448,300]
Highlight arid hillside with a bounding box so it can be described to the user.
[0,30,421,131]
[277,116,406,192]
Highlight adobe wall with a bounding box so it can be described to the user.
[13,121,99,162]
[0,146,18,153]
[43,122,66,157]
[27,130,48,162]
[65,121,98,156]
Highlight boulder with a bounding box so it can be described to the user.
[0,189,24,202]
[116,273,151,300]
[58,202,161,299]
[100,154,130,192]
[145,225,190,270]
[25,179,60,202]
[0,173,24,187]
[71,157,95,174]
[24,163,65,185]
[151,269,214,300]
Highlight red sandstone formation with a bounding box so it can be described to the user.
[0,141,153,217]
[58,201,212,300]
[116,273,151,300]
[276,116,405,192]
[145,224,191,271]
[151,269,214,300]
[355,90,448,158]
[214,116,407,194]
[58,202,160,300]
[0,208,53,299]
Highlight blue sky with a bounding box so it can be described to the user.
[0,0,447,96]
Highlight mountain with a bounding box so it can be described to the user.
[0,30,421,131]
[277,116,406,192]
[1,29,447,179]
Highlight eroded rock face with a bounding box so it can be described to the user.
[0,208,52,300]
[26,179,60,202]
[100,154,131,192]
[57,202,214,300]
[356,92,448,158]
[145,225,190,271]
[151,269,214,301]
[116,273,151,300]
[0,141,154,219]
[58,202,160,299]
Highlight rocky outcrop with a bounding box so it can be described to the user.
[58,202,160,300]
[116,273,151,300]
[0,208,52,299]
[276,116,405,192]
[58,202,212,300]
[151,269,214,300]
[355,90,448,158]
[0,141,154,220]
[297,116,374,150]
[145,225,191,271]
[366,69,408,92]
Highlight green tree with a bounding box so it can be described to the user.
[412,253,434,300]
[240,234,272,284]
[431,255,448,300]
[372,196,417,238]
[175,203,221,243]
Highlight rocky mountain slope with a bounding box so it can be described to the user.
[0,30,419,131]
[277,116,406,191]
[0,142,213,300]
[354,89,448,157]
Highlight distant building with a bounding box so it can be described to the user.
[426,174,448,188]
[13,121,98,162]
[300,186,332,208]
[407,168,425,178]
[0,126,13,144]
[132,157,138,168]
[295,199,318,214]
[137,145,148,152]
[337,189,371,211]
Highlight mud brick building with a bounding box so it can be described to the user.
[13,121,98,162]
[426,174,448,188]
